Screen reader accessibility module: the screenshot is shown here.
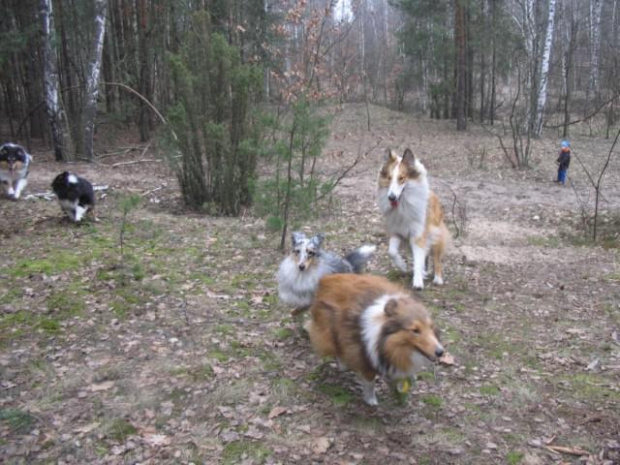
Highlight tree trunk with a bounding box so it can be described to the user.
[40,0,75,161]
[588,0,603,106]
[82,0,108,161]
[455,0,467,131]
[533,0,557,137]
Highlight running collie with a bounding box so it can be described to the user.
[0,143,32,200]
[306,274,444,405]
[377,148,449,290]
[277,232,376,312]
[51,171,95,222]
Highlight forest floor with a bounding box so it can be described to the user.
[1,104,619,465]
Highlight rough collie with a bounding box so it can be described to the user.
[377,148,449,289]
[51,171,95,222]
[306,273,443,405]
[277,232,376,313]
[0,143,32,200]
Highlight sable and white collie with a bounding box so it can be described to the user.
[377,148,449,290]
[277,232,376,312]
[306,274,444,405]
[0,143,32,200]
[51,171,95,222]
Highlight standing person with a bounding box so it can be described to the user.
[556,140,571,185]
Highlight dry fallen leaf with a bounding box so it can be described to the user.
[90,381,115,392]
[142,433,171,447]
[312,437,332,455]
[73,422,100,434]
[439,352,455,365]
[268,406,288,419]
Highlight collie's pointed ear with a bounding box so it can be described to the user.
[291,231,306,247]
[384,298,399,317]
[384,149,398,163]
[310,233,324,248]
[402,148,416,165]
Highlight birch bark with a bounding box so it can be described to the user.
[534,0,557,136]
[83,0,108,161]
[40,0,74,161]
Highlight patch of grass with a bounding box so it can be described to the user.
[479,385,501,396]
[527,235,561,248]
[0,408,35,434]
[558,374,620,401]
[222,440,271,465]
[416,371,435,382]
[106,419,137,441]
[9,251,83,277]
[37,318,61,334]
[210,350,230,363]
[215,324,235,336]
[421,394,442,408]
[46,290,86,317]
[317,383,354,405]
[273,327,294,341]
[0,288,23,305]
[506,451,524,465]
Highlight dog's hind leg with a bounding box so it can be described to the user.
[388,236,407,272]
[432,242,444,285]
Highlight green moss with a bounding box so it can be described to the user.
[273,327,293,341]
[37,318,61,334]
[222,441,271,465]
[558,373,620,401]
[506,451,524,465]
[46,290,86,317]
[210,350,230,363]
[0,408,35,434]
[106,419,137,441]
[317,383,354,405]
[479,385,501,396]
[9,251,83,277]
[421,394,442,408]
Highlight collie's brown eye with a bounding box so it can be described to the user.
[398,176,405,183]
[294,249,300,255]
[308,251,315,257]
[412,328,421,334]
[380,170,388,177]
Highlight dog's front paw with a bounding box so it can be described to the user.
[413,275,424,290]
[363,394,378,406]
[433,275,444,286]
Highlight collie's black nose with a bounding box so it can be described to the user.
[388,193,396,201]
[298,264,306,271]
[435,347,444,358]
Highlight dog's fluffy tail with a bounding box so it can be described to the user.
[345,245,376,273]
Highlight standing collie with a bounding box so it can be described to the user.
[277,232,376,313]
[0,143,32,200]
[51,171,95,222]
[306,274,443,405]
[377,148,449,290]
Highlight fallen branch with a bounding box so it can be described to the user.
[543,445,589,457]
[111,159,158,168]
[140,186,164,197]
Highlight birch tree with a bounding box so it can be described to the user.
[533,0,557,137]
[82,0,108,161]
[588,0,603,105]
[40,0,74,161]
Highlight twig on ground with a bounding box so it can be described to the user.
[141,186,165,197]
[543,445,589,457]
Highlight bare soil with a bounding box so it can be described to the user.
[1,104,619,464]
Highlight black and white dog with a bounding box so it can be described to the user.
[51,171,95,222]
[0,143,32,200]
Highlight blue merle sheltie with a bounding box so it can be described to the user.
[0,143,32,200]
[277,231,376,314]
[51,171,95,222]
